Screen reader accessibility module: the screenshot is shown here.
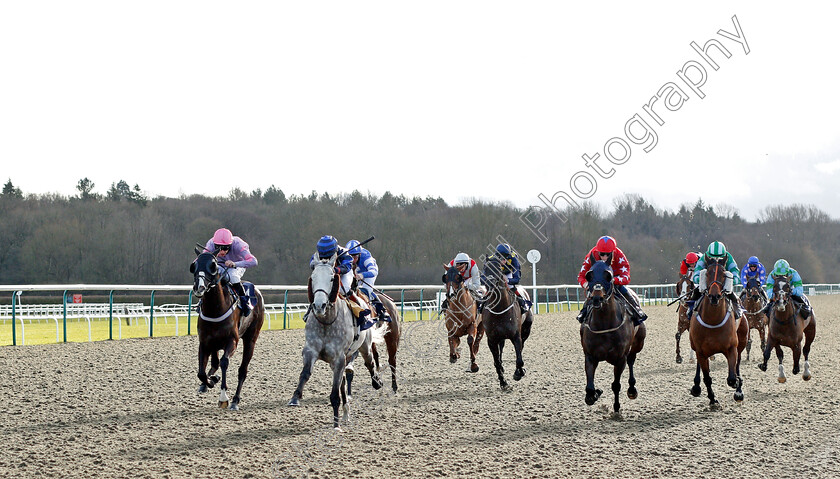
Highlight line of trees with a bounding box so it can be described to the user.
[1,179,838,286]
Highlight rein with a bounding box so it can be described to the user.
[583,283,626,333]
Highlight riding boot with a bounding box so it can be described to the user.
[726,291,744,317]
[792,295,812,318]
[685,288,703,318]
[760,299,775,317]
[576,301,590,324]
[476,299,485,314]
[517,296,529,314]
[440,298,449,313]
[372,299,392,322]
[232,282,251,317]
[617,289,647,326]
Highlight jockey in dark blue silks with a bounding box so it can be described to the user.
[309,235,375,331]
[739,256,768,302]
[346,239,391,322]
[480,243,531,314]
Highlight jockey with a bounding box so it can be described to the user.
[761,259,812,318]
[680,252,701,277]
[204,228,257,316]
[309,235,374,331]
[576,235,647,325]
[739,256,768,302]
[483,243,530,313]
[440,252,484,312]
[685,241,743,318]
[346,239,391,322]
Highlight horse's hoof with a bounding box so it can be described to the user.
[709,400,721,411]
[392,383,398,393]
[288,397,300,407]
[734,391,744,402]
[229,402,240,411]
[803,373,812,381]
[450,355,458,364]
[513,368,525,381]
[792,366,800,375]
[758,363,767,372]
[778,376,787,384]
[690,385,701,397]
[627,387,638,400]
[210,375,220,385]
[585,389,602,405]
[198,384,208,394]
[727,377,737,389]
[468,363,479,373]
[372,377,383,390]
[334,426,344,433]
[500,383,512,392]
[676,356,683,364]
[219,401,229,409]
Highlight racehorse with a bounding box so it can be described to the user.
[758,279,816,382]
[288,256,383,430]
[740,277,767,361]
[674,275,695,363]
[580,261,646,413]
[346,287,402,394]
[480,256,529,391]
[442,264,483,372]
[688,260,748,407]
[191,249,265,410]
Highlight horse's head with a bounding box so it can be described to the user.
[704,261,727,305]
[309,257,340,319]
[585,261,614,309]
[774,280,791,311]
[444,264,464,299]
[746,277,761,302]
[190,251,219,299]
[676,275,695,299]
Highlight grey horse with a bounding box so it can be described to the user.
[288,256,383,430]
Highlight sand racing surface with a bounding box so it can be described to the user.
[1,296,839,478]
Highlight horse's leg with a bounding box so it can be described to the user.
[521,311,533,344]
[745,327,752,362]
[512,332,525,381]
[699,355,718,408]
[611,359,627,413]
[758,320,767,356]
[288,347,317,406]
[207,351,220,386]
[791,341,802,376]
[230,333,258,410]
[448,332,459,363]
[775,344,787,383]
[584,354,602,405]
[690,361,702,397]
[345,350,358,398]
[758,334,777,372]
[358,338,383,391]
[330,356,347,430]
[675,329,683,364]
[340,374,349,425]
[725,345,739,390]
[466,320,479,373]
[217,339,236,408]
[802,317,816,381]
[197,344,213,393]
[488,338,508,391]
[628,324,645,399]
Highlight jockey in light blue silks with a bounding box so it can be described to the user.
[686,241,743,318]
[204,228,258,316]
[760,259,812,319]
[346,239,391,322]
[739,255,768,302]
[309,235,377,331]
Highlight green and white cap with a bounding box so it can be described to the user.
[706,241,727,258]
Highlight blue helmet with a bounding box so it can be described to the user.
[317,235,338,258]
[748,256,759,266]
[496,243,512,257]
[345,239,361,255]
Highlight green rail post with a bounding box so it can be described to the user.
[283,290,288,330]
[149,290,156,337]
[419,289,423,321]
[62,289,68,343]
[109,290,115,340]
[11,293,16,346]
[400,289,405,319]
[574,287,579,310]
[187,290,193,336]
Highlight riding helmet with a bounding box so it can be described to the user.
[706,241,727,258]
[496,243,512,257]
[748,256,760,266]
[773,259,791,276]
[212,228,233,246]
[345,239,361,255]
[454,252,470,264]
[685,252,700,264]
[594,236,617,254]
[317,235,339,258]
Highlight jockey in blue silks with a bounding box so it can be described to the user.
[739,256,768,302]
[309,235,376,330]
[480,243,531,314]
[346,239,391,322]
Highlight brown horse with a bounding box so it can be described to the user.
[580,260,646,413]
[191,250,265,410]
[442,264,483,372]
[481,257,529,391]
[347,289,402,394]
[674,275,695,363]
[740,277,767,361]
[758,280,816,382]
[688,260,748,407]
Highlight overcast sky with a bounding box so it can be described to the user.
[2,2,839,220]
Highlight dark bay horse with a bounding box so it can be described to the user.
[480,257,529,391]
[674,275,695,363]
[580,261,646,413]
[191,250,265,410]
[347,289,402,394]
[442,264,483,372]
[758,280,816,382]
[688,260,748,407]
[740,277,767,361]
[288,257,383,430]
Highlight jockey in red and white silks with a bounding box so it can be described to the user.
[449,252,484,296]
